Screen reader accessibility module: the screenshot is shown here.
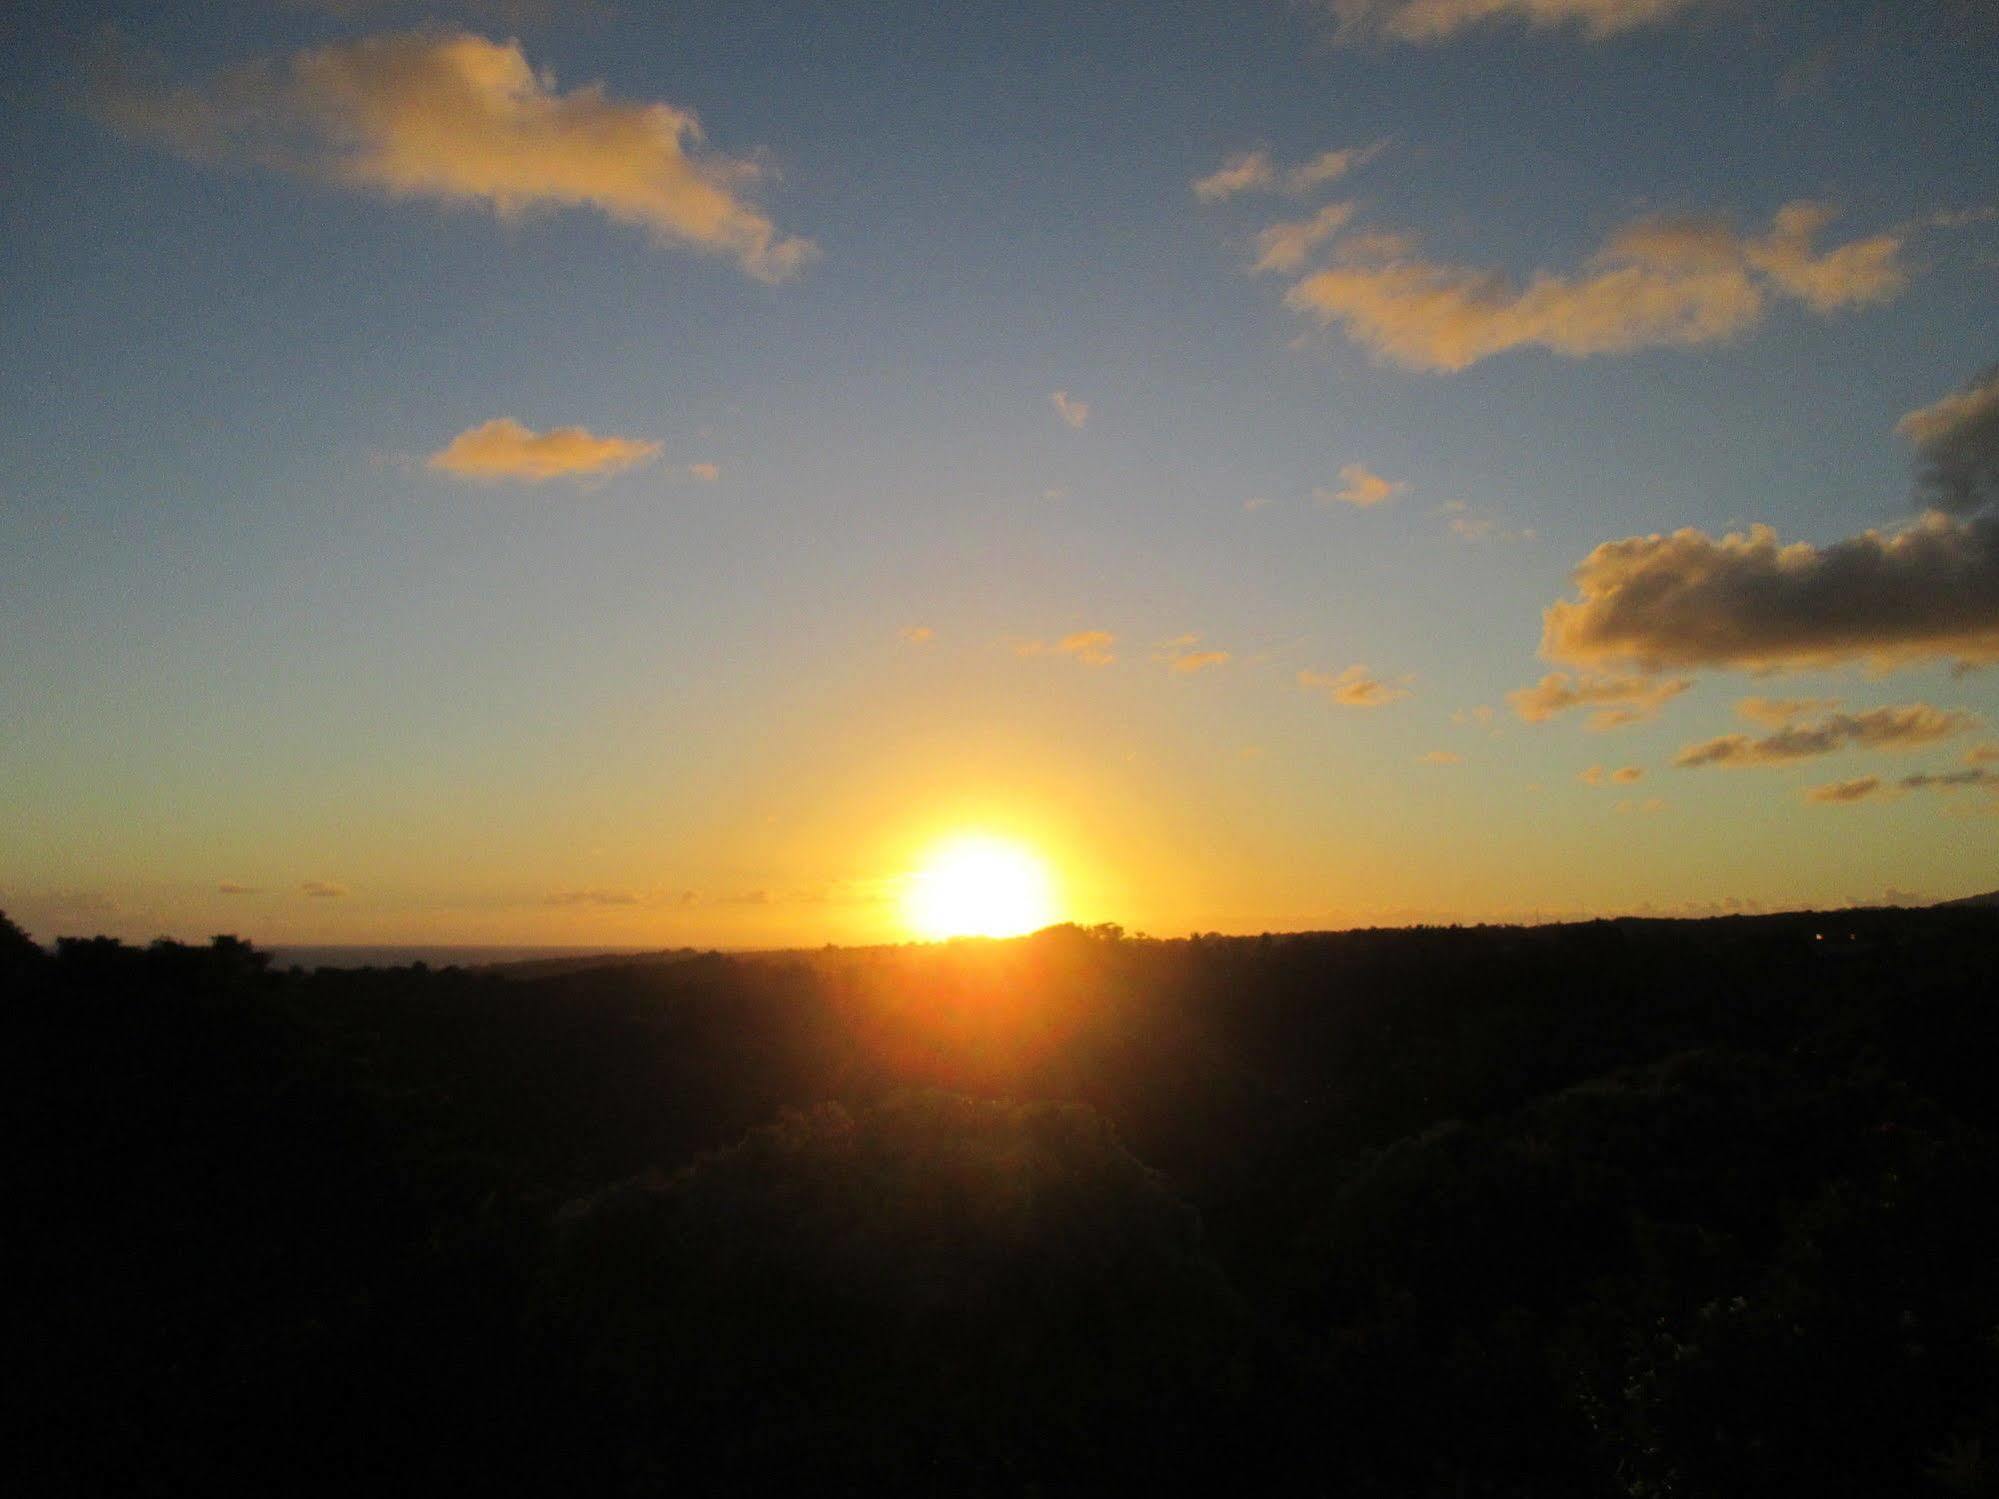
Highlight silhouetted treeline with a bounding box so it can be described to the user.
[8,906,1999,1496]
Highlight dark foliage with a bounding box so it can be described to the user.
[8,907,1999,1496]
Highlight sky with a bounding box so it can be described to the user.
[2,0,1997,947]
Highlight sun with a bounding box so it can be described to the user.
[902,835,1056,940]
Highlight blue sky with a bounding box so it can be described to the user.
[3,0,1997,944]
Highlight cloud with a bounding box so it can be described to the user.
[685,461,721,482]
[92,30,814,280]
[1193,149,1275,202]
[1452,705,1495,727]
[1507,672,1691,729]
[1441,500,1534,544]
[544,888,640,907]
[1540,513,1999,674]
[301,881,348,898]
[427,418,661,480]
[1898,365,1999,515]
[1050,390,1090,429]
[1015,630,1116,666]
[1318,463,1407,508]
[1901,767,1999,793]
[899,625,937,645]
[1287,141,1388,193]
[1736,695,1840,726]
[1808,765,1999,806]
[1299,664,1412,707]
[1417,749,1464,765]
[1158,635,1231,674]
[1967,743,1999,765]
[1322,0,1704,44]
[1675,703,1978,768]
[1284,202,1904,371]
[1578,764,1644,787]
[1616,797,1668,815]
[1253,202,1358,274]
[1243,496,1273,513]
[217,881,261,895]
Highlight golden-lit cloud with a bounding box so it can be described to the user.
[1540,514,1999,673]
[427,418,661,480]
[1578,764,1644,787]
[1968,743,1999,765]
[900,625,937,645]
[1050,390,1090,429]
[1299,664,1412,707]
[1193,149,1275,202]
[216,881,261,895]
[1675,704,1977,768]
[1898,365,1999,514]
[1283,202,1904,371]
[1808,766,1999,806]
[93,30,814,280]
[1195,141,1384,202]
[686,462,721,482]
[1417,749,1464,765]
[1507,672,1690,729]
[1736,695,1840,727]
[1254,202,1359,274]
[301,880,348,897]
[1287,141,1388,193]
[1322,0,1703,44]
[1015,630,1116,666]
[1317,463,1407,508]
[1616,797,1668,815]
[1806,776,1885,805]
[1157,634,1231,674]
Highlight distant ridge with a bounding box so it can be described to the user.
[1934,889,1999,910]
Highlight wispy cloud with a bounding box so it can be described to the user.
[1192,149,1275,202]
[1015,630,1116,666]
[1321,0,1705,45]
[1284,202,1904,371]
[1578,764,1644,787]
[1808,766,1999,806]
[1417,749,1464,765]
[1254,202,1359,274]
[92,30,814,280]
[301,880,348,898]
[1675,704,1977,768]
[1508,672,1690,730]
[1157,634,1231,674]
[1317,463,1407,508]
[1050,390,1090,429]
[1299,664,1412,707]
[428,418,661,481]
[544,888,640,907]
[217,881,261,895]
[1736,696,1841,727]
[899,625,937,645]
[685,461,721,482]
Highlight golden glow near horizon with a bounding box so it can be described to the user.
[902,835,1057,940]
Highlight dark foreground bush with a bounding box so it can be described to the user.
[533,1090,1247,1494]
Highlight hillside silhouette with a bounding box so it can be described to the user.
[9,906,1999,1496]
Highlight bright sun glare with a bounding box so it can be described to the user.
[903,836,1056,940]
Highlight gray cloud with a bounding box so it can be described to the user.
[1899,365,1999,515]
[1676,703,1977,768]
